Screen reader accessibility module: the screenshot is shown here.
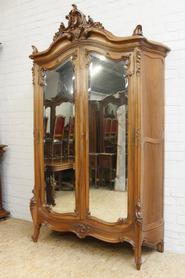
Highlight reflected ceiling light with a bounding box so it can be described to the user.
[72,76,75,80]
[125,79,128,89]
[90,63,102,77]
[99,55,106,61]
[88,87,91,92]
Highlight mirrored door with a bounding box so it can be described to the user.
[43,58,76,213]
[88,53,128,222]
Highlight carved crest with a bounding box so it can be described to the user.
[53,4,104,42]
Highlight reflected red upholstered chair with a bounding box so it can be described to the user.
[44,115,65,159]
[67,116,75,158]
[53,115,65,140]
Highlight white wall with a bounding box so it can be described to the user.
[0,0,185,253]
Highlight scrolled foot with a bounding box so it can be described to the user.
[135,256,142,270]
[134,244,142,270]
[136,260,142,270]
[157,240,164,253]
[32,224,41,242]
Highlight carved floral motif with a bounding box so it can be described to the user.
[53,4,104,42]
[135,128,141,145]
[135,48,142,75]
[32,64,46,87]
[123,54,134,78]
[30,195,36,210]
[38,67,47,87]
[73,223,91,238]
[30,189,37,218]
[123,57,130,77]
[135,200,143,225]
[116,217,127,224]
[32,64,36,85]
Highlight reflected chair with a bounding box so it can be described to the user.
[67,116,75,159]
[44,115,65,160]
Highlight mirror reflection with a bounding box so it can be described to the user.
[43,59,75,213]
[88,53,128,222]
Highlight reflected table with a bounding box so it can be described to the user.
[45,159,75,206]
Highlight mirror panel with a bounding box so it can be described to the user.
[43,59,75,213]
[88,53,128,222]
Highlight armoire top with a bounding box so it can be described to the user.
[29,4,170,61]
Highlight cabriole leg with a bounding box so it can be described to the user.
[134,243,142,270]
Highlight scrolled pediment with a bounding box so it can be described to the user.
[29,4,170,64]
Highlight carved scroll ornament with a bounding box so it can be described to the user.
[53,4,104,42]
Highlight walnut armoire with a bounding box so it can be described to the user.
[29,4,170,270]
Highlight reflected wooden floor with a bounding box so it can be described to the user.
[52,188,127,222]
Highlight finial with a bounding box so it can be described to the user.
[31,45,38,54]
[132,24,143,36]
